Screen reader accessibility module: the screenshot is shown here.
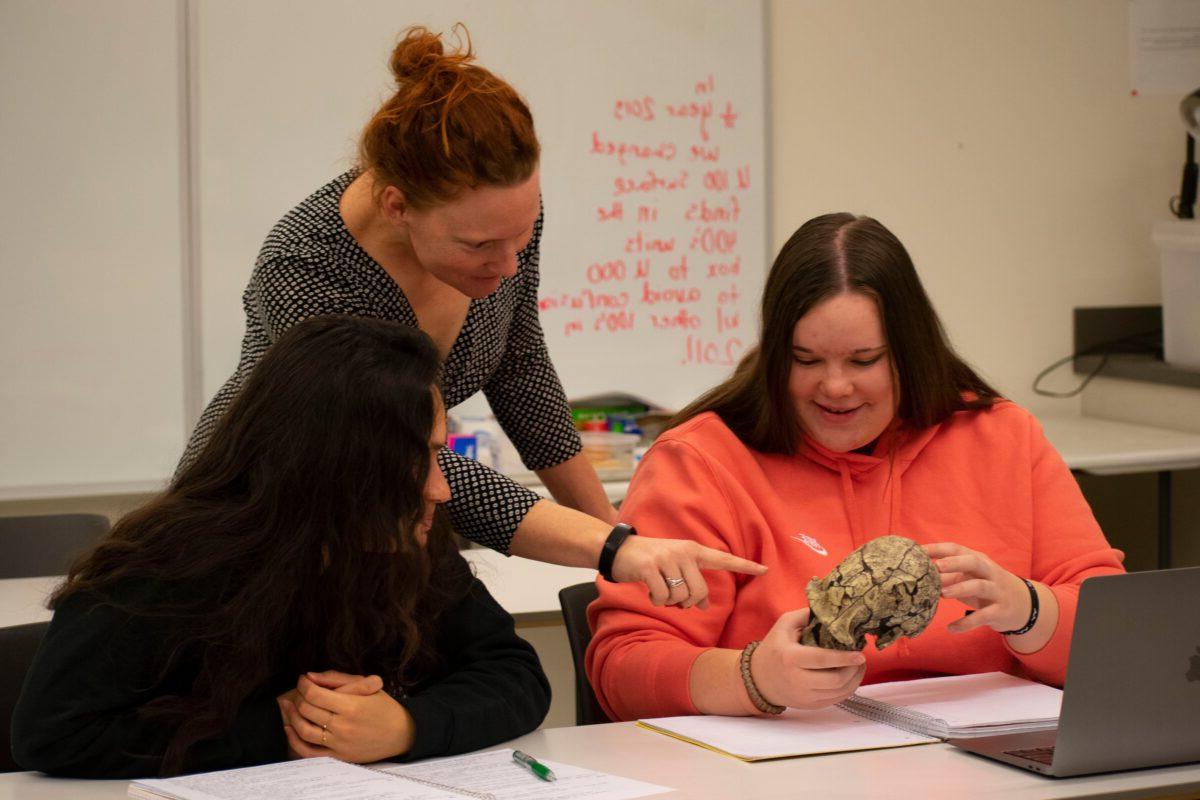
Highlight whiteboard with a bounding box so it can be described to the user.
[0,0,765,498]
[195,0,767,412]
[0,0,187,497]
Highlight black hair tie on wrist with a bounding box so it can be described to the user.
[1001,578,1040,636]
[599,523,637,582]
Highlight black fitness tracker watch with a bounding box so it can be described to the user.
[599,523,637,582]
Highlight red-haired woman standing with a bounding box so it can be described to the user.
[183,27,763,605]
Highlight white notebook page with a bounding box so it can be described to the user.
[852,672,1062,728]
[639,705,936,761]
[380,749,671,800]
[130,757,462,800]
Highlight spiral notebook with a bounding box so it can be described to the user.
[638,672,1061,762]
[842,672,1061,739]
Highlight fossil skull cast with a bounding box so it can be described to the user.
[800,535,941,651]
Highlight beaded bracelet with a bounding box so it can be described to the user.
[739,641,784,715]
[1001,578,1040,636]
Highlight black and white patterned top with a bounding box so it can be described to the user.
[180,171,582,552]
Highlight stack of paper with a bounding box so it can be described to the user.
[840,672,1062,739]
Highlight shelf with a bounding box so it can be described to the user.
[1074,353,1200,390]
[1072,305,1200,389]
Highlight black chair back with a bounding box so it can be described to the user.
[0,514,109,579]
[0,622,50,772]
[557,581,611,726]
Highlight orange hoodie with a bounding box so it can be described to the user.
[586,403,1124,721]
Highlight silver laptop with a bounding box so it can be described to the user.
[949,566,1200,777]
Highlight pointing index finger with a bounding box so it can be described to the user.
[697,550,767,575]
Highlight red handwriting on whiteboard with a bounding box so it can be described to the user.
[576,73,750,364]
[702,169,730,191]
[689,226,738,254]
[613,97,655,121]
[667,255,688,280]
[720,101,738,130]
[664,100,713,141]
[685,196,740,223]
[591,132,677,165]
[651,308,702,330]
[706,257,740,278]
[659,95,736,142]
[595,310,636,332]
[597,201,623,222]
[539,289,629,311]
[717,285,741,332]
[681,335,744,366]
[640,282,701,305]
[625,231,675,253]
[586,260,627,284]
[613,170,689,196]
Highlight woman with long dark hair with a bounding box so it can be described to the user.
[586,213,1124,721]
[12,316,550,777]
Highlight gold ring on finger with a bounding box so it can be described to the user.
[665,577,686,588]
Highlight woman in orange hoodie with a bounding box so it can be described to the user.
[586,213,1124,721]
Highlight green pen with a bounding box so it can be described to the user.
[512,749,556,782]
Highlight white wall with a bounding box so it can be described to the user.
[0,0,188,496]
[768,0,1179,414]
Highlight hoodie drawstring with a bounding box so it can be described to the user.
[839,461,865,546]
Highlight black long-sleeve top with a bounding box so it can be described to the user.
[11,556,550,778]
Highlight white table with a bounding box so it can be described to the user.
[462,548,595,622]
[1039,415,1200,476]
[506,723,1200,800]
[2,721,1199,799]
[1039,415,1200,569]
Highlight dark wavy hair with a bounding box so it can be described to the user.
[674,213,999,452]
[51,316,460,773]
